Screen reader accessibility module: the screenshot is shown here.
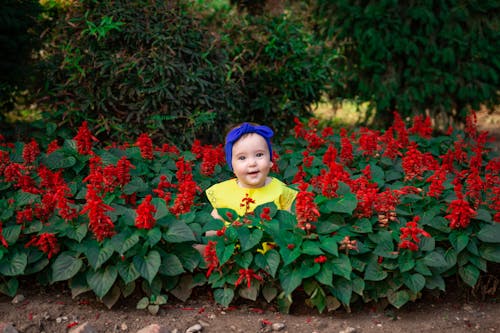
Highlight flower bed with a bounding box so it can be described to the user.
[0,112,499,314]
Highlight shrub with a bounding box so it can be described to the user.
[39,0,241,147]
[0,112,498,313]
[314,0,500,127]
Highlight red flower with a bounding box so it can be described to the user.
[302,150,314,168]
[135,195,156,229]
[398,216,430,251]
[260,207,272,221]
[135,133,153,160]
[426,167,447,198]
[292,165,306,184]
[340,129,353,165]
[170,158,200,216]
[23,139,40,164]
[25,233,60,259]
[402,142,437,181]
[74,121,97,155]
[234,268,263,288]
[314,255,327,264]
[295,182,320,230]
[240,193,256,215]
[409,114,433,138]
[358,127,380,157]
[204,241,219,278]
[46,140,60,154]
[200,144,225,176]
[0,222,9,248]
[115,156,134,187]
[445,185,476,229]
[392,112,409,148]
[378,128,402,159]
[80,185,115,241]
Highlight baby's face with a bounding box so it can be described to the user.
[231,133,273,188]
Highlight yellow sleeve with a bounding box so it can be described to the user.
[279,184,297,211]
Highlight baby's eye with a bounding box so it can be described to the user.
[237,156,246,160]
[256,152,264,158]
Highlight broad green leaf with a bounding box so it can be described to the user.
[170,275,195,302]
[0,252,27,276]
[133,250,161,284]
[449,231,469,252]
[214,287,234,308]
[119,233,140,254]
[300,260,321,279]
[95,244,115,270]
[14,191,39,207]
[216,243,235,266]
[477,224,500,243]
[314,263,333,287]
[262,285,278,303]
[365,258,388,281]
[331,278,352,305]
[403,273,425,292]
[387,289,410,309]
[351,218,372,233]
[51,253,83,282]
[164,220,196,243]
[237,228,263,252]
[280,265,302,295]
[279,247,301,266]
[3,225,22,244]
[319,236,339,256]
[159,253,185,276]
[152,198,169,221]
[65,224,88,242]
[330,193,357,214]
[398,250,415,272]
[117,260,140,285]
[423,251,447,267]
[235,251,253,269]
[332,255,352,280]
[146,228,162,247]
[425,274,446,291]
[239,284,259,301]
[87,266,118,298]
[301,241,324,255]
[309,286,327,313]
[255,250,280,277]
[459,264,480,287]
[123,177,148,195]
[0,278,19,297]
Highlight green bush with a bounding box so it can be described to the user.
[39,0,242,147]
[314,0,500,127]
[0,112,498,313]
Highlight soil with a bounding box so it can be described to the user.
[0,109,499,333]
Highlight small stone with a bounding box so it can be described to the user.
[271,322,286,331]
[11,294,25,304]
[0,322,19,333]
[339,327,357,333]
[185,323,203,333]
[120,322,128,331]
[136,324,171,333]
[68,322,99,333]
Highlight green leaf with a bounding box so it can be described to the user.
[398,250,415,272]
[332,254,352,280]
[319,236,339,256]
[459,264,480,287]
[51,253,83,282]
[164,220,196,243]
[123,177,148,195]
[329,193,357,214]
[351,218,372,233]
[300,260,321,279]
[331,278,352,305]
[239,284,259,301]
[160,253,185,276]
[262,285,278,303]
[118,232,140,254]
[0,252,27,276]
[315,263,333,287]
[423,251,448,267]
[214,287,234,308]
[365,258,388,281]
[387,289,410,309]
[279,246,301,266]
[235,251,253,269]
[3,225,22,244]
[237,228,263,252]
[425,274,446,291]
[152,198,169,221]
[117,260,140,285]
[255,249,280,277]
[403,273,425,293]
[280,265,302,295]
[0,278,19,297]
[65,223,88,242]
[449,231,469,252]
[301,241,324,255]
[479,243,500,263]
[87,266,118,299]
[95,244,115,270]
[133,250,161,284]
[217,243,235,266]
[477,224,500,243]
[146,228,162,247]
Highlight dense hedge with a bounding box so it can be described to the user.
[0,112,498,313]
[314,0,500,127]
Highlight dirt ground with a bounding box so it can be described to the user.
[0,109,499,333]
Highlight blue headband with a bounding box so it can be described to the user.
[224,123,274,171]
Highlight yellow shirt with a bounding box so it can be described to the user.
[205,177,297,216]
